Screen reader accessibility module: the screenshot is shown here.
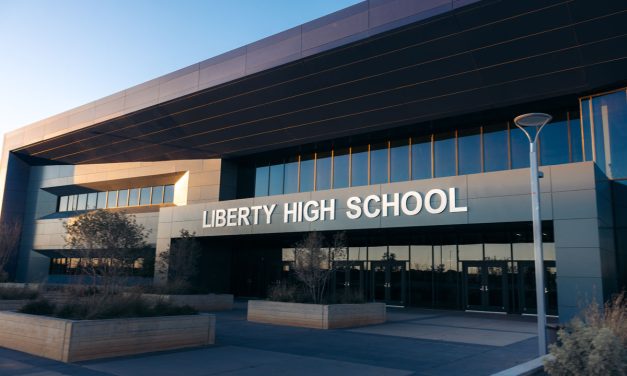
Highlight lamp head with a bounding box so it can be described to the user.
[514,113,552,128]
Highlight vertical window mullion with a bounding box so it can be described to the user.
[480,126,484,172]
[367,144,371,185]
[455,129,459,176]
[430,134,434,178]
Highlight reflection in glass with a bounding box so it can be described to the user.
[458,128,481,175]
[333,149,349,189]
[540,119,569,166]
[511,123,530,169]
[389,245,409,261]
[151,186,163,205]
[269,164,284,195]
[254,165,269,197]
[484,123,509,172]
[569,113,583,163]
[484,244,511,260]
[368,246,387,262]
[434,132,456,177]
[581,99,593,161]
[107,191,117,208]
[128,188,139,206]
[139,187,151,206]
[163,185,174,203]
[370,143,388,184]
[458,244,483,261]
[58,196,68,212]
[390,140,409,182]
[117,189,129,207]
[300,154,314,192]
[591,91,627,178]
[410,245,433,307]
[316,152,332,191]
[412,135,432,180]
[87,193,97,210]
[282,248,295,262]
[96,192,107,209]
[349,247,367,261]
[76,194,87,211]
[351,146,368,187]
[283,157,299,194]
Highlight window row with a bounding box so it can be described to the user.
[255,112,584,196]
[57,184,175,212]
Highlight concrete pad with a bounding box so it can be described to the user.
[415,316,537,334]
[83,346,414,376]
[348,322,537,346]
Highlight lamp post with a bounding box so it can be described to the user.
[513,112,552,356]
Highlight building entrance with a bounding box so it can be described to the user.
[462,261,509,312]
[371,260,407,306]
[332,261,366,302]
[517,261,558,316]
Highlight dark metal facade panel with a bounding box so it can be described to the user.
[13,0,627,165]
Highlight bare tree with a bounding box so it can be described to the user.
[64,210,150,295]
[293,231,346,304]
[0,221,21,282]
[157,229,201,293]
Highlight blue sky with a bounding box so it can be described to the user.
[0,0,361,143]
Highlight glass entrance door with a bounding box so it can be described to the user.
[518,261,558,316]
[463,261,508,312]
[371,261,407,306]
[332,261,365,302]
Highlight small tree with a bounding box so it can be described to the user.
[293,231,346,304]
[157,229,202,293]
[0,220,21,282]
[64,210,150,295]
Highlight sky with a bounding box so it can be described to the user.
[0,0,361,148]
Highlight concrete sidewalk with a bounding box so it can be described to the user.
[0,303,543,375]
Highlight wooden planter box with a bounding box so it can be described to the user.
[141,293,234,311]
[0,311,215,362]
[247,300,386,329]
[0,300,29,311]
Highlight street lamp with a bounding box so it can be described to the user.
[513,112,552,356]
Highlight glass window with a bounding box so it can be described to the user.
[410,245,433,271]
[370,142,388,184]
[163,185,174,203]
[96,192,107,209]
[511,123,530,169]
[458,128,481,175]
[128,188,140,206]
[348,247,367,261]
[591,90,627,178]
[333,148,349,189]
[484,244,511,261]
[458,244,483,261]
[117,189,129,207]
[540,117,570,166]
[390,139,409,182]
[254,165,269,197]
[66,195,76,211]
[151,186,163,204]
[58,196,68,212]
[76,194,87,211]
[283,157,299,194]
[299,154,314,192]
[351,146,368,187]
[569,112,583,163]
[434,132,456,177]
[484,123,509,172]
[581,98,593,161]
[389,245,409,261]
[368,246,387,262]
[269,163,284,195]
[411,135,432,180]
[316,152,332,191]
[107,191,117,208]
[139,187,151,206]
[86,192,97,210]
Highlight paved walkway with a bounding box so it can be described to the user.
[0,302,545,375]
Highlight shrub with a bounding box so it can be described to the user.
[267,281,301,302]
[545,292,627,375]
[20,299,56,315]
[19,294,197,320]
[0,286,38,300]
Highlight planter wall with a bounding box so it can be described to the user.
[141,293,234,311]
[0,311,215,362]
[247,300,386,329]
